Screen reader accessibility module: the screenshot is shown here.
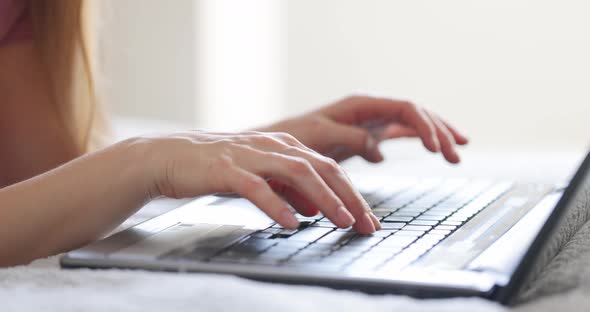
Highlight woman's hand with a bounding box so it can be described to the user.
[258,95,469,164]
[142,131,381,234]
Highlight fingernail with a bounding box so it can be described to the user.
[361,212,376,233]
[370,212,382,230]
[335,206,356,227]
[366,135,377,153]
[281,210,300,229]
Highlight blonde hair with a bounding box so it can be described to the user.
[30,0,108,153]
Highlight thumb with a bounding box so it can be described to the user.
[325,121,384,163]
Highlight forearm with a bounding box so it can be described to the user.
[0,138,154,266]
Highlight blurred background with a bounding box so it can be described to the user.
[99,0,589,153]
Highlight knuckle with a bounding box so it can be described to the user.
[403,100,418,110]
[211,138,234,147]
[286,157,313,176]
[239,175,265,194]
[253,134,277,146]
[283,145,302,155]
[241,130,262,136]
[319,157,340,175]
[273,132,298,144]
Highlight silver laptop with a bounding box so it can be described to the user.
[61,149,590,305]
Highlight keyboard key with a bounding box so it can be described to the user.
[295,215,322,222]
[370,230,397,238]
[401,225,432,231]
[262,247,300,258]
[232,238,277,254]
[369,246,404,258]
[422,233,446,241]
[392,230,425,237]
[379,253,420,272]
[293,249,331,258]
[379,235,417,248]
[420,211,451,217]
[251,231,276,239]
[301,243,338,253]
[270,227,299,237]
[288,227,333,242]
[315,231,356,245]
[330,247,365,258]
[311,220,337,228]
[350,253,391,267]
[383,216,412,222]
[336,244,373,253]
[381,222,405,230]
[409,220,438,226]
[435,225,456,231]
[271,240,310,252]
[397,207,429,214]
[261,227,283,235]
[430,229,451,235]
[416,215,446,221]
[441,220,462,226]
[446,215,469,222]
[347,236,384,247]
[372,210,391,217]
[411,240,437,250]
[390,211,420,217]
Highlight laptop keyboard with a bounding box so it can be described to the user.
[172,179,512,273]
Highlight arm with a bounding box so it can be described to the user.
[0,131,381,266]
[0,138,150,266]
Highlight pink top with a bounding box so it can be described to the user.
[0,0,32,46]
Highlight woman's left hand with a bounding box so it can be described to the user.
[258,95,469,164]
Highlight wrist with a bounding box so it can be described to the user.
[114,136,164,201]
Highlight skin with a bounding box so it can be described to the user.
[0,39,468,267]
[0,41,81,187]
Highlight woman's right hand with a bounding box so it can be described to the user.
[138,131,381,234]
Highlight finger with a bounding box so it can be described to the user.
[273,133,380,231]
[324,97,441,153]
[238,149,357,229]
[436,116,469,145]
[322,121,384,163]
[225,166,300,229]
[399,102,441,153]
[268,179,320,217]
[374,124,418,141]
[279,147,379,234]
[238,135,376,232]
[425,111,461,163]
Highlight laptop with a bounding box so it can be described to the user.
[61,149,590,305]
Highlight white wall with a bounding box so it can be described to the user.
[100,0,197,124]
[285,0,590,150]
[102,0,589,151]
[195,0,284,131]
